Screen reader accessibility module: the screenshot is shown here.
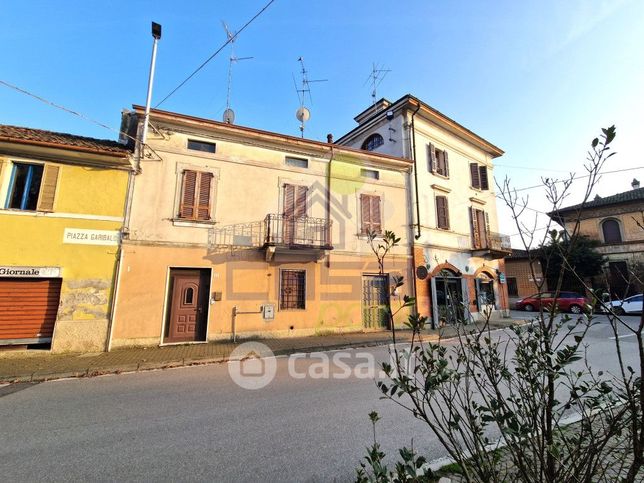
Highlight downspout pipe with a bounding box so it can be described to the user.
[410,103,422,239]
[326,134,334,269]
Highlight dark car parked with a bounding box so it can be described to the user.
[514,291,591,314]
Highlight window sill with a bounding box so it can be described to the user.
[432,172,450,180]
[171,218,217,228]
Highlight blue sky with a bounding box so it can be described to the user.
[2,1,642,244]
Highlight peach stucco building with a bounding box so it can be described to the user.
[108,107,414,347]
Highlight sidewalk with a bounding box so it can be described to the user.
[0,319,520,383]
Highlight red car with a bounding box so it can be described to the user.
[515,291,591,314]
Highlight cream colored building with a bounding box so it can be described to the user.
[336,95,510,324]
[109,107,414,348]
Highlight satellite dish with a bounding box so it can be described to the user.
[296,106,310,122]
[223,108,235,124]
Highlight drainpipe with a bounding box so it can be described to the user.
[410,103,422,240]
[326,133,334,269]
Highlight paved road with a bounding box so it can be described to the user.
[0,313,640,482]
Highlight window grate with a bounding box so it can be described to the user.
[280,270,306,310]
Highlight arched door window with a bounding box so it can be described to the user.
[602,219,622,243]
[361,133,384,151]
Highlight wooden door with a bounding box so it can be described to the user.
[166,270,208,343]
[362,275,389,329]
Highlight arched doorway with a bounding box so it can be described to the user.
[431,268,466,326]
[475,271,497,316]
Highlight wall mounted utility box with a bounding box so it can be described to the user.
[262,304,275,320]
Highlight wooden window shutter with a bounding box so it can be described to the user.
[484,211,491,241]
[37,164,59,212]
[479,165,489,190]
[295,185,308,218]
[196,172,213,220]
[371,195,382,233]
[470,163,480,189]
[179,170,198,219]
[443,151,450,177]
[436,196,449,229]
[428,143,436,172]
[470,207,480,248]
[360,194,371,234]
[283,184,295,218]
[0,158,5,184]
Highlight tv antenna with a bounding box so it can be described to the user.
[222,20,253,123]
[364,62,391,105]
[293,56,327,137]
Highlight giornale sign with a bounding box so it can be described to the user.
[63,228,120,246]
[0,266,61,278]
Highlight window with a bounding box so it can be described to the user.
[280,269,306,310]
[601,219,622,243]
[360,168,380,180]
[285,156,308,169]
[506,277,518,297]
[7,162,59,212]
[361,133,384,151]
[360,194,382,234]
[178,170,214,221]
[469,163,489,190]
[428,143,449,177]
[187,139,216,154]
[283,184,308,218]
[470,207,490,249]
[435,195,450,230]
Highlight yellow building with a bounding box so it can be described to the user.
[550,179,644,298]
[0,125,131,352]
[109,107,413,348]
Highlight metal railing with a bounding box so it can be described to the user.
[473,230,512,253]
[264,214,332,249]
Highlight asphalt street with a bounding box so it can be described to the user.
[0,312,641,482]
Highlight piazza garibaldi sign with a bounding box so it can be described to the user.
[63,228,120,246]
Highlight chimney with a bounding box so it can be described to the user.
[632,178,640,190]
[327,133,333,144]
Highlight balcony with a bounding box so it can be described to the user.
[209,214,332,260]
[472,231,512,259]
[264,214,332,260]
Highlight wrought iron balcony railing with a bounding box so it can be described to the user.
[209,215,332,251]
[264,214,332,249]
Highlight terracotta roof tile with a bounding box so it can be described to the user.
[0,124,131,156]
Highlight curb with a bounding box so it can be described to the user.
[0,321,523,384]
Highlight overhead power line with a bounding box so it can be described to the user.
[0,79,137,144]
[154,0,276,108]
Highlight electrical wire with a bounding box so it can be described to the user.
[500,167,643,193]
[154,0,276,108]
[0,79,138,145]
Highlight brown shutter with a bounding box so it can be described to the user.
[479,165,489,190]
[471,207,480,248]
[360,194,371,234]
[436,196,449,229]
[179,170,197,219]
[283,184,295,218]
[470,163,480,189]
[0,278,61,340]
[295,185,308,218]
[443,151,450,177]
[196,172,213,220]
[484,211,491,244]
[428,143,436,172]
[371,195,382,233]
[37,164,60,212]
